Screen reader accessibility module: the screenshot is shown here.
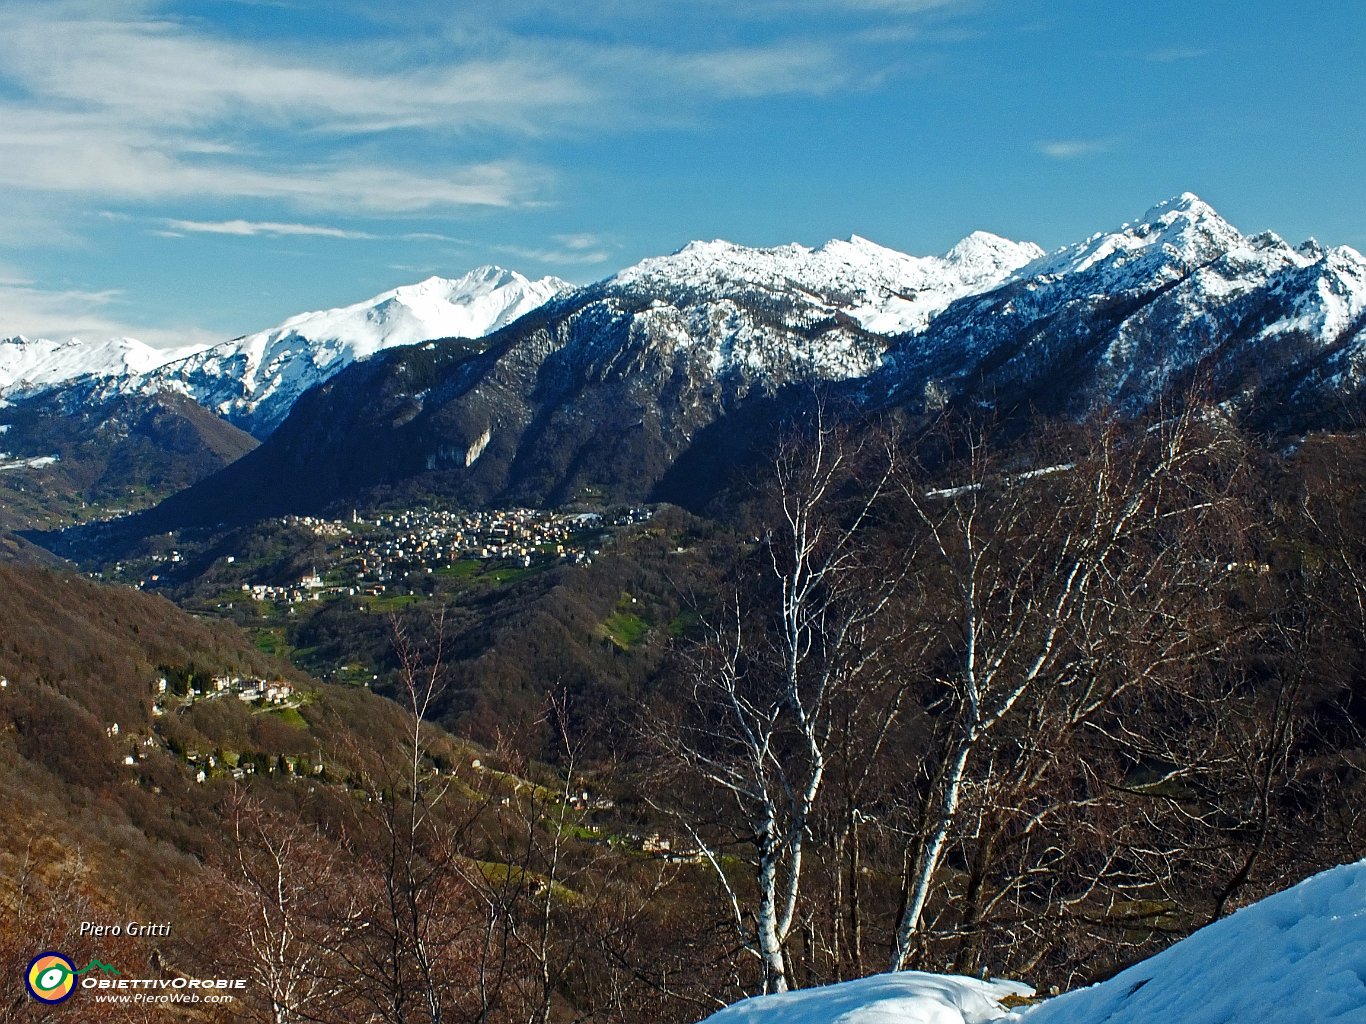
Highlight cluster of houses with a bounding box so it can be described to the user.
[632,831,704,864]
[103,675,320,785]
[183,748,322,785]
[150,673,298,717]
[345,507,605,575]
[285,514,352,539]
[229,506,660,607]
[239,572,346,606]
[106,503,661,598]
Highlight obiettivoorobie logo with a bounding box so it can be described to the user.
[23,950,247,1005]
[25,952,78,1004]
[24,954,121,1003]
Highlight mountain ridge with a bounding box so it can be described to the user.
[0,228,1049,437]
[0,265,572,437]
[22,193,1366,541]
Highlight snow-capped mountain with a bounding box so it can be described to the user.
[27,193,1366,535]
[131,228,1046,527]
[0,335,203,399]
[125,194,1366,532]
[874,193,1366,415]
[610,231,1044,337]
[0,266,569,437]
[515,231,1044,391]
[0,234,1043,438]
[133,266,571,435]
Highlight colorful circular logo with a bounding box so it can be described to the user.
[25,952,77,1003]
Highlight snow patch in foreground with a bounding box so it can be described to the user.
[697,972,1032,1024]
[1016,859,1366,1024]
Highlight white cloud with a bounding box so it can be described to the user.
[493,244,612,267]
[399,231,472,244]
[1037,138,1112,160]
[682,0,966,15]
[164,219,377,239]
[0,1,888,224]
[0,107,548,211]
[0,7,597,135]
[0,3,861,142]
[0,272,220,349]
[834,0,963,10]
[667,43,854,97]
[553,233,610,252]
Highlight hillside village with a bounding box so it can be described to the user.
[114,504,658,602]
[95,669,701,861]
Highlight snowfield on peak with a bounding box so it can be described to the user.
[874,192,1366,416]
[133,265,570,434]
[0,266,569,437]
[239,266,571,363]
[1011,192,1311,305]
[607,231,1044,336]
[0,335,205,398]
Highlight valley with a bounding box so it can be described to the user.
[3,194,1366,1022]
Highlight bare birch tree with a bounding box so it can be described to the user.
[885,410,1239,972]
[662,415,903,994]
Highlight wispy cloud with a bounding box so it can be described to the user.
[668,43,854,97]
[399,230,618,268]
[150,221,617,268]
[1037,138,1113,160]
[685,0,968,15]
[0,105,548,211]
[0,0,986,342]
[490,236,615,267]
[0,1,889,223]
[834,0,965,10]
[0,7,597,136]
[0,269,219,348]
[1146,46,1209,64]
[552,233,610,252]
[164,219,378,239]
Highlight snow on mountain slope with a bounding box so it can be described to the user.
[875,193,1366,414]
[1015,859,1366,1024]
[612,232,1044,337]
[0,335,203,398]
[696,972,1032,1024]
[547,231,1044,390]
[10,196,1364,452]
[134,266,570,434]
[0,267,569,436]
[1023,193,1250,290]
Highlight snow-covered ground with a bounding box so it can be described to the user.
[1015,860,1366,1024]
[695,860,1366,1024]
[697,972,1032,1024]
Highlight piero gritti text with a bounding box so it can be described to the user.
[78,921,172,938]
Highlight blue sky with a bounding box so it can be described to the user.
[1,0,1362,347]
